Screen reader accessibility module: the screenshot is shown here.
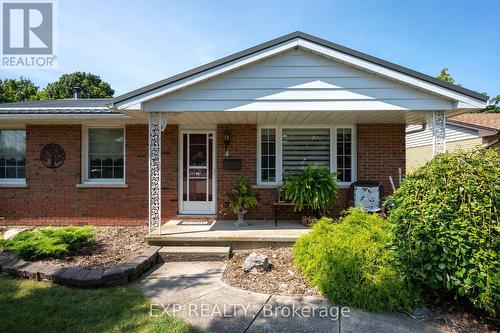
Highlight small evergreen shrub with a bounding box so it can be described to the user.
[0,226,97,260]
[293,208,417,312]
[389,149,499,315]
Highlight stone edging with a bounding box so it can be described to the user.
[0,246,160,288]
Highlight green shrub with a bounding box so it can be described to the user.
[0,226,97,260]
[283,166,339,215]
[293,208,418,312]
[389,149,499,315]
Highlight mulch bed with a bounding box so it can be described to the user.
[0,226,149,269]
[421,297,499,333]
[222,247,318,296]
[223,247,499,333]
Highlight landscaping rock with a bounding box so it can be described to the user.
[2,228,32,240]
[242,252,270,272]
[38,264,67,281]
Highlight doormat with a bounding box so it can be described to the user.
[177,220,214,226]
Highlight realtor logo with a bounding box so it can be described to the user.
[1,0,57,68]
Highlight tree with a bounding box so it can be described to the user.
[0,77,39,102]
[39,71,114,99]
[481,94,500,113]
[436,68,455,84]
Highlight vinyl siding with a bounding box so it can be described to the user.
[406,124,479,148]
[144,49,452,113]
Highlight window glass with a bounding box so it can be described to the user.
[0,129,26,180]
[336,128,352,182]
[260,128,276,182]
[88,128,124,180]
[282,128,330,179]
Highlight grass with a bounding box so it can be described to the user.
[0,276,201,333]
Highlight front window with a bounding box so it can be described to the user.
[257,126,355,185]
[86,128,125,182]
[0,129,26,183]
[282,128,330,179]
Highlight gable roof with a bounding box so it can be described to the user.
[0,98,115,114]
[113,31,488,108]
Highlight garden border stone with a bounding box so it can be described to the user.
[0,246,160,288]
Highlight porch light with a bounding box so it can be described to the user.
[224,129,231,157]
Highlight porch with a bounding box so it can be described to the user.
[147,219,309,249]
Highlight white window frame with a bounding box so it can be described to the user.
[256,124,357,188]
[81,125,126,185]
[0,126,26,185]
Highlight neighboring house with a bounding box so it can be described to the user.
[406,113,499,172]
[0,32,489,232]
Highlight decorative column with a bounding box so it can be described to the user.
[426,110,446,156]
[148,112,167,235]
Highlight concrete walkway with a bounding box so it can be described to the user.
[138,262,443,333]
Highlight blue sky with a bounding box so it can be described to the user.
[3,0,499,98]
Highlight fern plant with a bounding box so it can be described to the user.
[283,166,339,216]
[228,176,258,215]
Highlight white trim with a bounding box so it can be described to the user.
[116,37,486,111]
[76,183,128,188]
[256,124,357,186]
[81,125,126,185]
[0,127,27,185]
[178,130,217,215]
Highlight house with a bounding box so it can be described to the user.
[0,32,489,233]
[406,113,499,172]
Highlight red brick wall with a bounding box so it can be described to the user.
[161,124,179,219]
[0,123,405,225]
[0,124,149,226]
[357,124,406,194]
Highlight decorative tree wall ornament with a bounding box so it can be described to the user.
[40,143,65,169]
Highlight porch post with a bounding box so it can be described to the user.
[426,110,446,156]
[148,112,167,235]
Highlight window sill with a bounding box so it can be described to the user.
[252,184,279,189]
[0,182,27,188]
[76,183,128,189]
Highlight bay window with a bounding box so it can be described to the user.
[257,126,355,186]
[0,128,26,184]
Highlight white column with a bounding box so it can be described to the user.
[426,110,446,156]
[148,112,167,235]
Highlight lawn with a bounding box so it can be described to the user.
[0,276,200,333]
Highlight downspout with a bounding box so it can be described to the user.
[406,122,427,135]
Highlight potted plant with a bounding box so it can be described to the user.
[282,166,339,226]
[228,176,258,227]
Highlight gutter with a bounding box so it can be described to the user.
[405,123,427,135]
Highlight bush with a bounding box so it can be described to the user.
[389,149,499,315]
[0,226,97,260]
[283,166,339,215]
[293,208,417,312]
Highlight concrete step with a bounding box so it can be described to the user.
[158,246,231,262]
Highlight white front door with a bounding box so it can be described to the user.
[179,131,216,214]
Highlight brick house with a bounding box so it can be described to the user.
[0,32,488,233]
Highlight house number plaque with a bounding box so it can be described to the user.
[40,143,65,169]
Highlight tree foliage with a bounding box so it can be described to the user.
[0,77,39,102]
[40,71,114,99]
[389,149,499,315]
[436,68,455,84]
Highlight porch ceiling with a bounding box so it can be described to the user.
[160,110,468,125]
